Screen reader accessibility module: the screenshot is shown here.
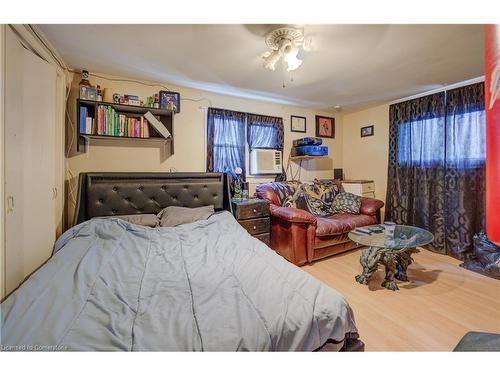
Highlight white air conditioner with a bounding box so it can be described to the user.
[250,149,282,175]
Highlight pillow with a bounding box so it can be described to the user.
[104,214,159,227]
[157,205,215,227]
[316,178,344,198]
[271,181,301,206]
[331,192,361,214]
[282,181,334,216]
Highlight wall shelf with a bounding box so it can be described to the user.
[76,98,174,153]
[289,155,327,162]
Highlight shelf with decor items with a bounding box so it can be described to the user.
[76,99,174,153]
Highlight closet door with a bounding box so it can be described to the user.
[4,27,57,294]
[5,27,25,294]
[22,45,57,277]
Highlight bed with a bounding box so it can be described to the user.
[1,172,362,351]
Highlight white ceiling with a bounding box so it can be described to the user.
[38,24,485,111]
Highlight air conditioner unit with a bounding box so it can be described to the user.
[250,149,282,175]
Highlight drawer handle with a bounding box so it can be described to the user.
[253,225,257,230]
[253,208,257,213]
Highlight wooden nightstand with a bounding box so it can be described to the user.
[231,198,270,246]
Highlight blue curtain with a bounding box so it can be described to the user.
[386,83,486,259]
[206,108,246,178]
[247,114,284,150]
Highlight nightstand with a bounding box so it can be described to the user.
[341,179,375,198]
[231,198,270,246]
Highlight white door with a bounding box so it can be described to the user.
[4,27,57,295]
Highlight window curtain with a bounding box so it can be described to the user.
[247,114,284,150]
[206,108,247,178]
[385,82,486,259]
[444,84,486,259]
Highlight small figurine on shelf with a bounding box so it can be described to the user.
[79,69,97,100]
[113,93,120,104]
[79,69,91,87]
[232,167,244,201]
[146,96,154,107]
[96,85,103,101]
[153,93,160,108]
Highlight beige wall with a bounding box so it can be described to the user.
[66,72,343,225]
[342,103,390,218]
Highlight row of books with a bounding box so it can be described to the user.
[96,105,150,138]
[79,105,151,138]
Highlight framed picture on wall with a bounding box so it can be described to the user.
[315,115,335,138]
[361,125,374,137]
[159,91,181,113]
[290,115,306,133]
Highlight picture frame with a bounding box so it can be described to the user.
[290,115,307,133]
[315,115,335,138]
[159,91,181,113]
[360,125,374,137]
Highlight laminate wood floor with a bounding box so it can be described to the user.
[302,248,500,351]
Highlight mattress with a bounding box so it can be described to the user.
[1,211,358,351]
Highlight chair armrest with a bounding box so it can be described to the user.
[270,204,317,225]
[359,197,384,216]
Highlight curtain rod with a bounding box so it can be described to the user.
[208,106,283,121]
[389,76,485,105]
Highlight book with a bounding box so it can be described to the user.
[144,111,171,138]
[85,117,93,134]
[79,106,87,134]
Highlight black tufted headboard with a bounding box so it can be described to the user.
[73,172,232,225]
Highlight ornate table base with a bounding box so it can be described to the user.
[355,246,419,291]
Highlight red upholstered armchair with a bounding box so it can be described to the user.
[256,180,384,266]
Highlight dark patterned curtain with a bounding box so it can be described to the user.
[206,108,247,178]
[385,83,486,259]
[247,114,284,150]
[444,83,486,259]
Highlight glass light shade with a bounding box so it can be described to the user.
[284,44,302,71]
[263,50,280,71]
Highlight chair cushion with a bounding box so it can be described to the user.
[331,192,361,214]
[316,213,378,236]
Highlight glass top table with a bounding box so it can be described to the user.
[349,225,434,291]
[348,224,434,249]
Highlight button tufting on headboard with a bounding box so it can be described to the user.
[74,172,231,224]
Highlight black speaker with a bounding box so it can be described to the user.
[334,168,343,180]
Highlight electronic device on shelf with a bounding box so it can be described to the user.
[292,137,322,147]
[290,145,328,157]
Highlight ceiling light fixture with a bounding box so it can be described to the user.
[262,27,307,73]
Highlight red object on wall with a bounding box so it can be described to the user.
[485,25,500,244]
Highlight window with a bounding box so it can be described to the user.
[247,114,284,150]
[396,97,486,169]
[206,108,284,177]
[397,116,446,167]
[445,109,486,168]
[206,108,246,178]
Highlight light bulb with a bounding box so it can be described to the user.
[284,43,302,71]
[285,55,302,71]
